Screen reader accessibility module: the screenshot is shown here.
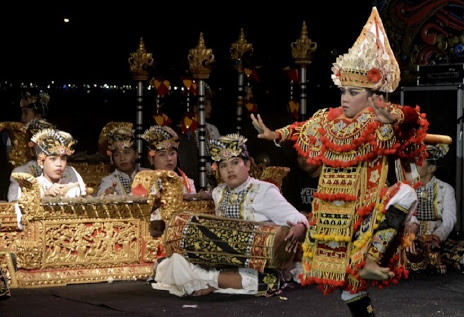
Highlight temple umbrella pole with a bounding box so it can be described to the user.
[231,29,253,133]
[291,22,317,121]
[128,37,154,166]
[188,33,214,190]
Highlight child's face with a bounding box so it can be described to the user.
[41,155,68,183]
[218,157,250,189]
[21,107,40,124]
[417,160,435,179]
[113,148,137,175]
[339,87,370,118]
[153,148,178,171]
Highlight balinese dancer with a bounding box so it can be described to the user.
[251,6,428,316]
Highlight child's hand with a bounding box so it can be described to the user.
[284,221,307,253]
[103,182,118,196]
[45,183,66,197]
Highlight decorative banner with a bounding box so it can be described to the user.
[287,100,300,120]
[180,76,198,137]
[149,77,171,126]
[180,112,198,137]
[285,67,300,83]
[244,84,258,113]
[153,111,172,126]
[243,68,259,113]
[284,66,300,120]
[244,67,260,83]
[150,77,170,97]
[182,77,198,96]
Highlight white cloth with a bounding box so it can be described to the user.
[8,162,85,202]
[409,177,456,242]
[152,253,219,297]
[212,177,309,227]
[97,167,149,196]
[206,122,220,140]
[152,254,258,296]
[386,182,418,212]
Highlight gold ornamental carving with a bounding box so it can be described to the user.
[0,169,216,289]
[230,28,254,73]
[131,170,184,221]
[0,251,18,288]
[15,240,43,269]
[291,21,317,66]
[0,203,19,232]
[188,33,215,80]
[128,37,154,81]
[11,172,41,223]
[0,122,27,168]
[42,219,140,268]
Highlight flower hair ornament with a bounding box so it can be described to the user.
[31,129,76,166]
[425,144,449,165]
[209,133,249,162]
[141,125,180,156]
[331,6,400,93]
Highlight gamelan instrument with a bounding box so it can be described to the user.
[163,211,294,272]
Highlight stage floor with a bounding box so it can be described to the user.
[1,269,464,316]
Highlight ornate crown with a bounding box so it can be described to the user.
[331,6,400,93]
[25,118,55,136]
[210,133,248,162]
[20,90,50,116]
[31,129,76,157]
[426,144,449,164]
[141,125,180,150]
[99,122,135,155]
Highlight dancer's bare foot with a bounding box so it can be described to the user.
[359,257,394,281]
[191,286,216,296]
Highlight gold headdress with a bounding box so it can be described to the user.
[20,90,50,116]
[25,118,55,137]
[99,122,135,156]
[426,144,449,165]
[331,6,400,92]
[141,125,180,152]
[210,133,248,162]
[31,129,76,158]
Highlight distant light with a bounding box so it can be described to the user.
[64,18,70,23]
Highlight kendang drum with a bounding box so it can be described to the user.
[163,211,294,273]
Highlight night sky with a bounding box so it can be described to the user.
[1,2,374,83]
[0,1,376,159]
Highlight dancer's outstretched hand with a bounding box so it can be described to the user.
[250,114,278,141]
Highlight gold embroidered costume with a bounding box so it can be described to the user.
[273,7,429,295]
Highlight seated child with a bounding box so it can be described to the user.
[32,128,86,198]
[151,134,308,297]
[7,119,82,201]
[141,125,197,236]
[97,122,149,196]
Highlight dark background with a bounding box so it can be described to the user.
[0,1,375,153]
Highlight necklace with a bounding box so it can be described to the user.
[419,188,428,200]
[228,193,238,205]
